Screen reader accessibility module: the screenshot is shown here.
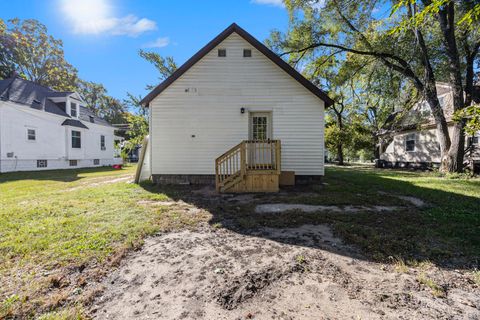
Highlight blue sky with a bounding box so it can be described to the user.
[0,0,290,101]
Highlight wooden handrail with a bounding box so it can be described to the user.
[215,140,281,192]
[216,141,244,162]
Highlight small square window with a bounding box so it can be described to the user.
[93,159,100,165]
[37,160,47,168]
[218,49,226,57]
[243,49,252,57]
[69,160,77,166]
[27,129,36,141]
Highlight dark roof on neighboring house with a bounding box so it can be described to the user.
[79,105,112,127]
[61,119,89,129]
[0,77,69,116]
[379,83,480,135]
[0,77,112,127]
[140,23,334,107]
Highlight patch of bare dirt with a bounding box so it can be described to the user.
[68,175,133,191]
[90,224,479,319]
[378,191,428,208]
[255,203,402,214]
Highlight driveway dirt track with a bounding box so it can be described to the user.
[91,224,479,320]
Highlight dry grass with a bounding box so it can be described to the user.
[0,165,210,319]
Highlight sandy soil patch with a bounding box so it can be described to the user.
[90,225,479,319]
[254,203,402,214]
[378,191,428,208]
[68,175,133,191]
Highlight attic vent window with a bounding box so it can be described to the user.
[218,49,226,57]
[243,49,252,57]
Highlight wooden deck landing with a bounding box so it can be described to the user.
[215,140,281,193]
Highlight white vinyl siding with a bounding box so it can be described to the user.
[149,32,325,176]
[0,100,122,172]
[381,128,443,163]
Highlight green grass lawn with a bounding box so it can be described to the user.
[318,166,480,264]
[1,165,479,319]
[208,165,479,267]
[0,166,208,319]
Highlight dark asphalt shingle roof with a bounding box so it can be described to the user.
[0,77,112,127]
[61,119,89,129]
[79,105,112,127]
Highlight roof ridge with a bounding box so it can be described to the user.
[140,23,333,107]
[7,76,56,92]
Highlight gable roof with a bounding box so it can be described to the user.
[0,77,112,127]
[61,119,89,129]
[0,77,70,117]
[379,83,480,135]
[140,23,334,107]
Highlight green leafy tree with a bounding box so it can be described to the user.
[124,92,148,118]
[454,104,480,136]
[0,18,78,91]
[0,19,15,79]
[139,49,177,90]
[77,80,127,124]
[275,0,480,172]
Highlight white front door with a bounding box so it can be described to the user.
[249,112,272,141]
[248,112,273,167]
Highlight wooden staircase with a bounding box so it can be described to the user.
[215,140,281,193]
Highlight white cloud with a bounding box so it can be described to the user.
[251,0,285,7]
[60,0,157,37]
[252,0,325,10]
[143,37,170,48]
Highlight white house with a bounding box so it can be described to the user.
[0,77,122,173]
[139,23,333,192]
[378,83,480,171]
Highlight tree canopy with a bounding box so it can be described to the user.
[269,0,479,171]
[0,18,78,91]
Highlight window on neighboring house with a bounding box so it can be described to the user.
[100,135,106,150]
[243,49,252,57]
[218,49,226,57]
[27,128,36,141]
[37,160,47,168]
[93,159,100,165]
[406,133,416,152]
[438,96,445,108]
[471,135,479,145]
[69,160,77,166]
[70,103,77,117]
[72,130,81,148]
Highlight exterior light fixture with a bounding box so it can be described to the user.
[241,107,245,114]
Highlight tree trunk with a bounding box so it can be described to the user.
[446,122,466,172]
[337,143,344,165]
[336,114,344,165]
[332,103,345,165]
[437,3,466,172]
[424,87,452,170]
[374,139,380,159]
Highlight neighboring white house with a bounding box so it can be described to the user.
[0,77,122,172]
[378,83,480,170]
[140,23,333,189]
